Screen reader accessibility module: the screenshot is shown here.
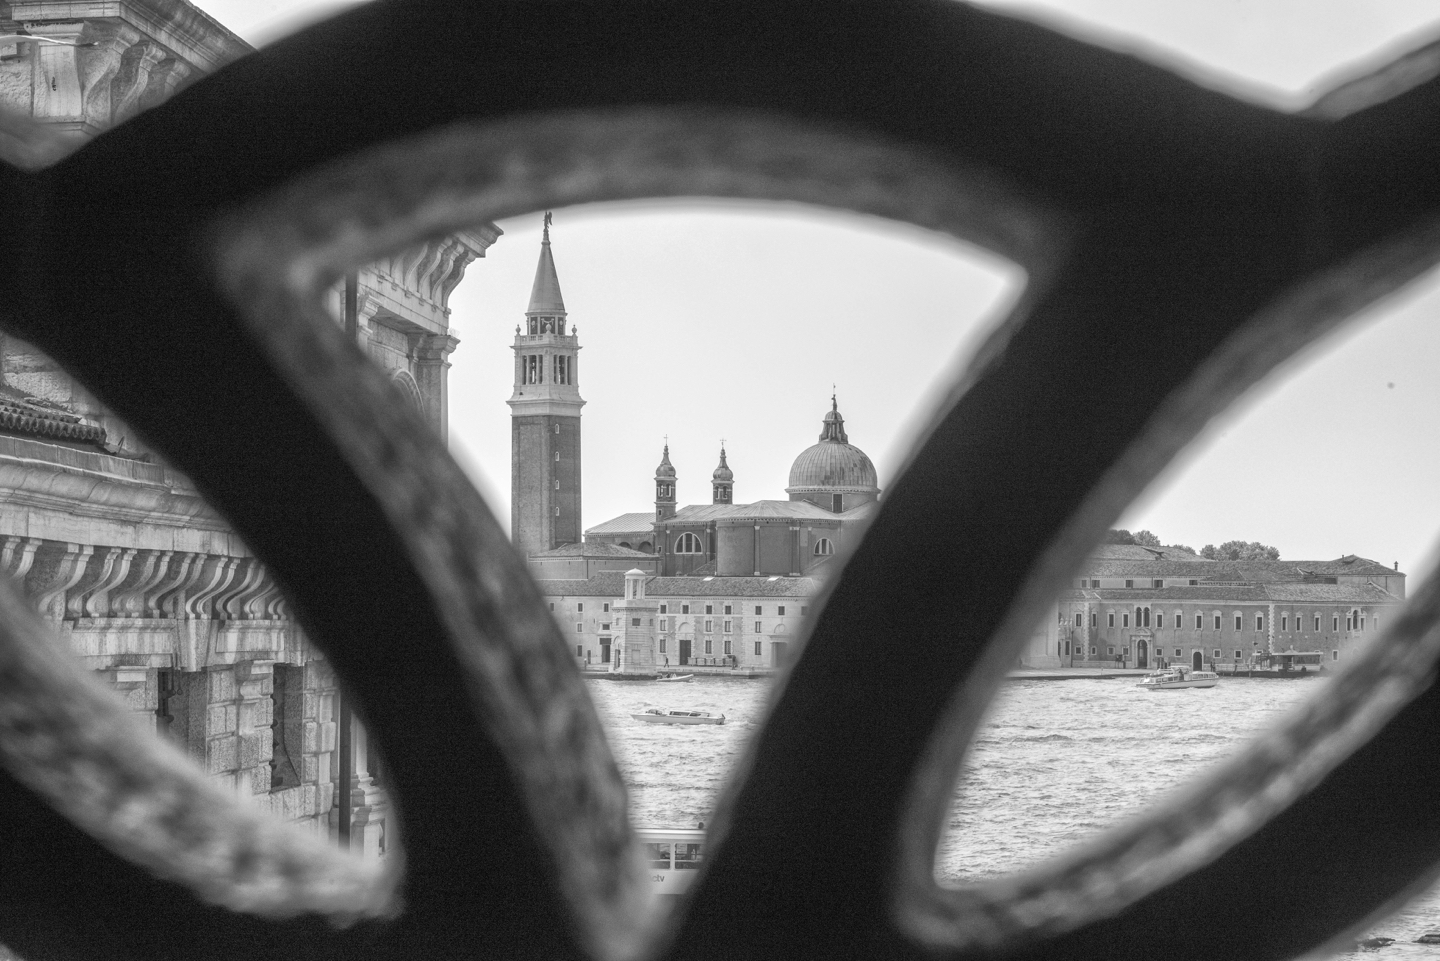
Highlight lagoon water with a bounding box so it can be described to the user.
[589,675,1440,956]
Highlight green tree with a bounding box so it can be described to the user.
[1131,529,1161,547]
[1200,540,1280,561]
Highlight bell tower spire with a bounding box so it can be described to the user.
[509,213,585,556]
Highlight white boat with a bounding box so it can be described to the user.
[656,673,695,683]
[638,826,706,895]
[631,708,726,724]
[1138,667,1219,690]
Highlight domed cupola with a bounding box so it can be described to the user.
[712,445,734,504]
[786,396,880,513]
[655,443,676,479]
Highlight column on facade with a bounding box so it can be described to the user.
[412,332,460,439]
[333,715,388,858]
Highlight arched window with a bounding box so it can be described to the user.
[676,532,703,554]
[814,537,834,556]
[638,541,653,554]
[618,542,631,550]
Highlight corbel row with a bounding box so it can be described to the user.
[0,536,289,622]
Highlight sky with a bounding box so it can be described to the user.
[194,0,1440,575]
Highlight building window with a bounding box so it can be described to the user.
[705,604,714,615]
[659,638,667,653]
[814,537,835,556]
[1107,612,1115,628]
[755,641,763,655]
[554,451,559,461]
[601,623,610,631]
[778,606,786,616]
[1122,613,1129,627]
[1315,615,1321,631]
[659,618,669,631]
[1090,612,1097,627]
[704,638,713,654]
[659,604,666,614]
[832,493,843,512]
[1281,614,1287,631]
[631,618,641,627]
[1156,612,1164,628]
[1234,650,1242,659]
[1333,615,1339,631]
[723,619,732,633]
[1213,615,1221,630]
[675,532,703,554]
[575,623,583,632]
[704,619,713,633]
[577,602,584,613]
[1256,615,1264,631]
[754,620,762,632]
[1074,613,1082,627]
[1125,579,1134,588]
[1174,648,1182,657]
[1195,614,1203,629]
[1333,650,1339,660]
[724,640,732,655]
[1089,646,1097,655]
[682,604,690,614]
[1234,614,1242,630]
[548,602,554,612]
[724,604,732,615]
[1212,649,1221,658]
[754,606,762,616]
[603,603,610,613]
[1090,579,1101,588]
[1153,579,1163,588]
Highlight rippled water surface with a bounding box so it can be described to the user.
[589,674,1440,956]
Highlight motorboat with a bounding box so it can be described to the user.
[631,708,726,724]
[1137,667,1219,690]
[656,674,696,682]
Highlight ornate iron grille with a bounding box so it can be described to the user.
[3,2,1440,959]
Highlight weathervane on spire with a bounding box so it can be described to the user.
[542,210,552,242]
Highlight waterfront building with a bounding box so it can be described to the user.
[0,0,496,853]
[1023,545,1407,671]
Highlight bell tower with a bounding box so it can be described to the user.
[712,445,734,505]
[655,443,677,523]
[509,213,584,557]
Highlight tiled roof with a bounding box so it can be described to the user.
[665,500,843,524]
[1082,559,1226,577]
[584,513,656,536]
[530,541,653,558]
[687,560,717,576]
[1087,544,1207,561]
[1081,555,1404,580]
[0,390,107,450]
[536,572,824,599]
[1063,583,1400,603]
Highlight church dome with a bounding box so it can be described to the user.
[786,398,879,494]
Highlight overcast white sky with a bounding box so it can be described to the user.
[197,0,1440,574]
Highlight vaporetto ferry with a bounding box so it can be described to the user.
[638,827,706,895]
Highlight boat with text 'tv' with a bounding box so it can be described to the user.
[1138,667,1219,690]
[639,827,705,894]
[632,708,726,724]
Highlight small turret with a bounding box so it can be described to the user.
[655,442,677,522]
[712,445,733,505]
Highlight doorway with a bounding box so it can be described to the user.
[1192,650,1204,671]
[600,640,611,664]
[679,638,691,665]
[1135,640,1147,669]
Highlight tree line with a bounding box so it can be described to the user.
[1105,529,1280,561]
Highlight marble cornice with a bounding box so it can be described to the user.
[11,0,252,71]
